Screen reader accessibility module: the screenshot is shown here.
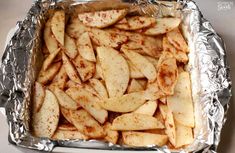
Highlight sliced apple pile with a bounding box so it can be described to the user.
[34,8,194,149]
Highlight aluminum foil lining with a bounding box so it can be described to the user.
[0,0,232,152]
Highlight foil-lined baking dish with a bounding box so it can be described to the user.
[0,0,231,152]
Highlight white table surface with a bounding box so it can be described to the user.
[0,0,235,153]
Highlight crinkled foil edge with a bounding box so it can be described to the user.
[0,0,232,152]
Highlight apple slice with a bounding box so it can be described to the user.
[49,65,68,90]
[126,58,145,79]
[37,62,61,84]
[175,121,194,148]
[115,16,155,30]
[100,92,146,113]
[62,53,81,84]
[72,55,95,82]
[103,122,119,144]
[141,36,163,58]
[89,28,128,48]
[89,78,108,99]
[122,132,168,147]
[144,18,181,35]
[121,41,143,52]
[32,90,60,138]
[133,100,158,116]
[144,80,165,101]
[66,87,108,124]
[167,72,194,127]
[69,109,105,138]
[77,32,96,62]
[97,46,129,97]
[41,48,60,71]
[64,34,78,59]
[123,49,157,82]
[120,34,162,57]
[33,82,45,112]
[122,38,162,58]
[163,36,188,63]
[82,83,100,98]
[164,106,176,146]
[66,18,89,39]
[52,128,88,140]
[78,9,127,28]
[166,28,189,53]
[51,10,65,45]
[112,113,164,130]
[53,87,80,110]
[94,58,104,80]
[157,52,178,95]
[43,19,59,53]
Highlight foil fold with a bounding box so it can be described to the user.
[0,0,231,152]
